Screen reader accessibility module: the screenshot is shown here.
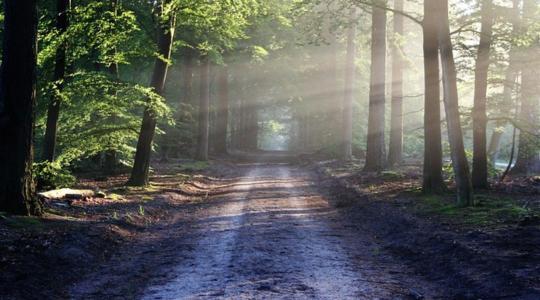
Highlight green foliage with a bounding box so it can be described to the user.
[38,2,148,68]
[138,205,145,216]
[35,1,167,168]
[33,161,76,191]
[37,70,171,165]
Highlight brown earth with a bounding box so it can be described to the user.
[0,158,538,299]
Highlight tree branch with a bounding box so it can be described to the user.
[351,0,423,26]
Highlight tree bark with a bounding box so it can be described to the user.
[42,0,70,162]
[364,3,387,171]
[511,0,540,174]
[487,0,520,163]
[245,103,259,150]
[342,8,357,160]
[196,56,210,161]
[128,3,175,186]
[0,0,42,215]
[388,0,404,167]
[472,0,494,189]
[214,65,229,154]
[438,0,474,206]
[422,0,445,194]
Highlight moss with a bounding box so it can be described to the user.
[418,193,532,226]
[176,161,210,172]
[4,216,44,230]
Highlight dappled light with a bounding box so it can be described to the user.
[0,0,539,298]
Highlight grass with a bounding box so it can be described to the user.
[419,193,533,226]
[112,185,160,195]
[107,193,125,201]
[175,173,192,182]
[176,161,210,172]
[138,205,145,216]
[380,171,405,180]
[141,195,153,201]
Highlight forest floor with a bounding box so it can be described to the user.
[0,155,539,299]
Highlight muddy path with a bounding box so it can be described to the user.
[71,164,440,299]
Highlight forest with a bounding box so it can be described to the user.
[0,0,539,299]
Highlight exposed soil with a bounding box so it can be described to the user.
[315,160,540,299]
[71,164,440,299]
[1,158,539,299]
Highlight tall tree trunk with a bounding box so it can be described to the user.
[104,0,120,174]
[323,23,340,151]
[487,0,520,163]
[472,0,494,189]
[128,3,175,186]
[181,48,195,106]
[388,0,404,167]
[511,0,540,174]
[42,0,70,162]
[0,0,42,215]
[342,8,357,160]
[438,0,474,206]
[196,56,210,161]
[245,103,259,150]
[422,0,445,194]
[364,2,387,171]
[214,65,229,154]
[238,96,247,150]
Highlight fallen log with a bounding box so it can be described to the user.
[38,188,96,200]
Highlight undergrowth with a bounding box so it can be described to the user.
[419,194,534,226]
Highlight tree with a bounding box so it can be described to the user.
[104,0,121,173]
[342,8,357,160]
[438,0,474,206]
[487,0,520,163]
[0,0,42,215]
[388,0,404,167]
[43,0,71,162]
[196,55,210,161]
[180,48,196,107]
[472,0,494,189]
[128,1,175,186]
[422,0,445,194]
[511,0,540,174]
[214,64,229,155]
[364,1,387,171]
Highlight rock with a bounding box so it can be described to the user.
[95,191,106,198]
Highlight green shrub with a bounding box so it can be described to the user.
[33,161,76,191]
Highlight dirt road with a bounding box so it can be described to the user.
[71,164,437,299]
